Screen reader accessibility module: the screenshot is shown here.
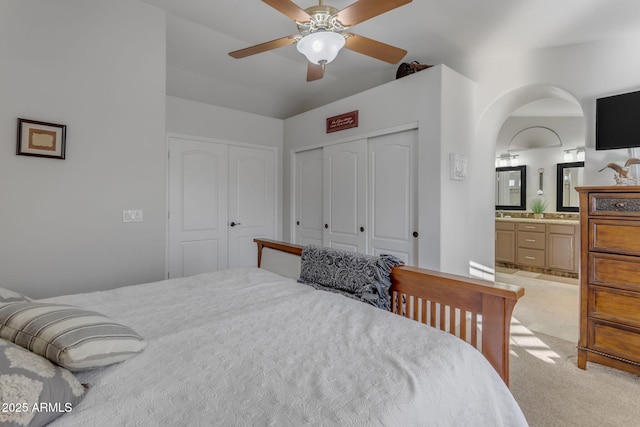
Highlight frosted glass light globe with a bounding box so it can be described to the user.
[296,32,345,65]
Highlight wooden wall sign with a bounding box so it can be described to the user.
[326,110,358,133]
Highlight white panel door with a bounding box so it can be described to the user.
[169,137,228,278]
[228,145,276,268]
[293,148,323,246]
[323,140,367,252]
[368,130,418,265]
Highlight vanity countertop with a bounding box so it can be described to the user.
[496,217,579,225]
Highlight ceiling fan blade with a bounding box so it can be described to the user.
[344,34,407,64]
[307,63,324,81]
[262,0,310,22]
[336,0,412,27]
[229,36,298,59]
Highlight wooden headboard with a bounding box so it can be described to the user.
[254,238,524,386]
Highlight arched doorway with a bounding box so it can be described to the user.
[475,84,585,343]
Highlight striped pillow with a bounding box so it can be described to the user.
[0,302,147,371]
[0,286,31,303]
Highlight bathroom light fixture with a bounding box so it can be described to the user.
[563,150,574,162]
[296,31,345,66]
[496,153,519,167]
[563,146,586,162]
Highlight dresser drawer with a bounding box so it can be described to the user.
[518,223,545,233]
[589,286,640,328]
[589,252,640,292]
[518,231,545,249]
[590,193,640,217]
[517,248,545,267]
[495,221,516,231]
[590,219,640,256]
[548,224,576,235]
[589,320,640,364]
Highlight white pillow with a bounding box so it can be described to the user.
[0,302,147,371]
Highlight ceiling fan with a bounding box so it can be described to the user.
[228,0,412,81]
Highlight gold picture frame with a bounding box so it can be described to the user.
[17,118,66,159]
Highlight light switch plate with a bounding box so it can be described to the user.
[123,210,143,223]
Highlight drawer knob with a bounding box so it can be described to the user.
[615,202,626,209]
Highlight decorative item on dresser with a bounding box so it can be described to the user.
[597,158,640,186]
[576,186,640,375]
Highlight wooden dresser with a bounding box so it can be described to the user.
[577,186,640,375]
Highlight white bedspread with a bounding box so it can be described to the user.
[45,268,527,426]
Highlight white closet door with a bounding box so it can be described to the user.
[323,140,367,252]
[228,145,276,268]
[169,137,228,278]
[368,130,418,265]
[293,148,323,246]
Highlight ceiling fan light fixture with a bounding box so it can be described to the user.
[296,31,345,65]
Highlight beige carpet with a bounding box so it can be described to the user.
[510,324,640,427]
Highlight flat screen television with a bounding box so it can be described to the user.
[596,89,640,150]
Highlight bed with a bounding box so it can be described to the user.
[1,239,526,426]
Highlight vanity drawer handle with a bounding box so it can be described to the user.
[525,239,536,242]
[615,202,626,209]
[525,256,536,260]
[525,226,537,229]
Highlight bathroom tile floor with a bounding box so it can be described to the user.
[496,266,579,343]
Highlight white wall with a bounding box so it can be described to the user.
[439,70,476,275]
[452,35,640,271]
[460,36,640,180]
[496,117,585,155]
[283,65,477,274]
[0,1,166,298]
[166,96,283,148]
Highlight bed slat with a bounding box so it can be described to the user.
[390,296,481,348]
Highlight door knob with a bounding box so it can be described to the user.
[230,221,241,227]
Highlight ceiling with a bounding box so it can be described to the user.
[139,0,640,119]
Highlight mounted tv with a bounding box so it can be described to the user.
[596,89,640,150]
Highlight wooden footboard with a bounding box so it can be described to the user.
[254,239,524,386]
[389,265,523,386]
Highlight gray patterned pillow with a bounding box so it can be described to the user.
[0,287,31,304]
[299,246,404,310]
[0,338,85,427]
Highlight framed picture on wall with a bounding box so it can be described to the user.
[16,118,66,159]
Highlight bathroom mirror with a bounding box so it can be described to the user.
[556,161,584,212]
[496,165,527,210]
